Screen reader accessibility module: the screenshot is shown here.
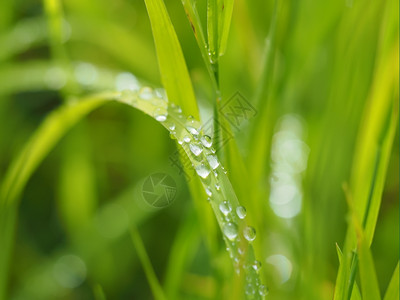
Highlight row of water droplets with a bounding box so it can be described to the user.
[117,86,268,299]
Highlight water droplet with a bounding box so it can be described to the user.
[183,136,191,143]
[205,188,212,197]
[200,135,212,148]
[196,164,211,179]
[154,88,166,99]
[189,143,203,156]
[219,201,232,216]
[259,284,269,296]
[252,260,262,271]
[236,206,247,219]
[243,226,256,242]
[245,284,255,296]
[213,170,218,177]
[186,125,199,135]
[223,222,238,240]
[206,155,219,169]
[187,115,195,123]
[168,123,176,131]
[153,108,167,122]
[178,139,184,145]
[215,184,220,191]
[139,87,153,100]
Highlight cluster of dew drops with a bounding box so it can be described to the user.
[118,86,269,298]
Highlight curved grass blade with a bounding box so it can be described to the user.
[144,0,199,119]
[383,262,399,300]
[0,86,265,299]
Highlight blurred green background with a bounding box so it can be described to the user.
[0,0,398,299]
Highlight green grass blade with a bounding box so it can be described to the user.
[217,0,234,56]
[358,234,381,300]
[383,262,399,300]
[336,243,362,300]
[144,0,199,119]
[207,0,218,64]
[180,0,217,89]
[130,226,167,300]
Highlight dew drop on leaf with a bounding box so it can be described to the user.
[243,226,256,242]
[236,206,247,219]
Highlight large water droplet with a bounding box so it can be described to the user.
[189,143,203,156]
[252,260,262,272]
[205,187,212,197]
[200,135,212,148]
[139,87,153,100]
[223,222,238,240]
[196,164,211,179]
[186,125,199,135]
[206,155,219,170]
[245,284,255,296]
[236,206,247,219]
[153,108,167,122]
[168,123,176,131]
[259,284,269,296]
[183,136,191,143]
[219,201,232,216]
[243,226,256,242]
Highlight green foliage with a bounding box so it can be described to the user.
[0,0,398,299]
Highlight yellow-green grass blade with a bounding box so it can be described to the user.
[144,0,199,119]
[207,0,218,65]
[383,262,399,300]
[334,1,399,296]
[180,0,216,88]
[335,243,362,300]
[217,0,234,56]
[358,234,381,300]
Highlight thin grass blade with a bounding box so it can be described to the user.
[144,0,199,119]
[383,262,399,300]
